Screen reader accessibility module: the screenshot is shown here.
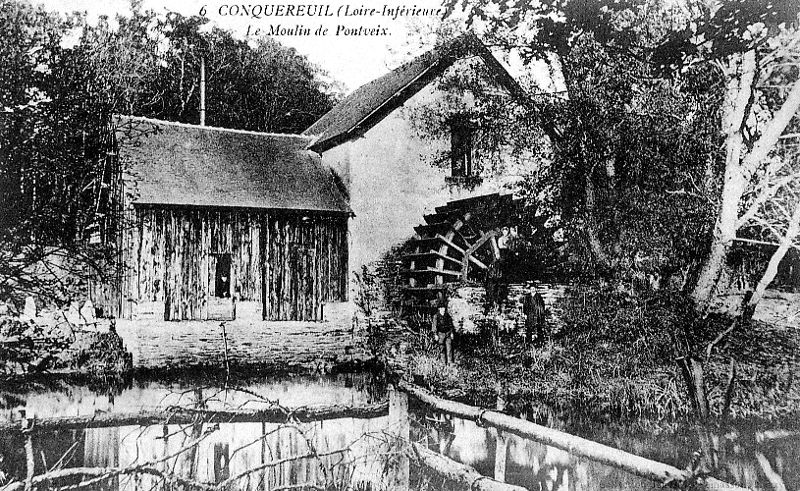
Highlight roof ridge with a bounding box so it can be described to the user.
[339,32,476,96]
[116,115,311,140]
[302,31,523,151]
[302,33,475,139]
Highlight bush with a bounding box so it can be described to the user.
[395,281,800,422]
[0,317,69,373]
[69,331,133,374]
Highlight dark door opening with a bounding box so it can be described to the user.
[215,254,231,298]
[209,253,234,321]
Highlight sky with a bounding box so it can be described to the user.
[38,0,455,92]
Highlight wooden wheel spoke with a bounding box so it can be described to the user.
[402,194,513,305]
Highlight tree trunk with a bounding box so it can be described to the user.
[0,402,390,434]
[690,171,745,311]
[413,444,527,491]
[403,384,747,491]
[692,52,800,313]
[690,51,756,311]
[722,358,737,420]
[747,201,800,313]
[678,356,710,420]
[584,175,610,269]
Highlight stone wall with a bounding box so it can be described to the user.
[450,283,569,335]
[115,303,371,369]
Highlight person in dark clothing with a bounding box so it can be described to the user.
[431,303,455,364]
[484,260,504,314]
[522,286,547,344]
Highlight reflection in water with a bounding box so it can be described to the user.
[412,406,799,491]
[5,418,392,490]
[0,373,393,491]
[0,373,798,490]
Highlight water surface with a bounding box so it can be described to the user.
[0,373,796,490]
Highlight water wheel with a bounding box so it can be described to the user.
[401,193,520,307]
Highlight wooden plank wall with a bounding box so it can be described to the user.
[122,207,348,321]
[263,214,348,321]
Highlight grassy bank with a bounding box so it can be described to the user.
[383,290,800,425]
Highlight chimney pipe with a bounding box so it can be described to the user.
[200,56,206,126]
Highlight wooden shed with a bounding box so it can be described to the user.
[110,116,350,321]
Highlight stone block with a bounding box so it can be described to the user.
[21,296,37,322]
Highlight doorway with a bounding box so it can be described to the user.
[209,253,234,320]
[215,254,231,298]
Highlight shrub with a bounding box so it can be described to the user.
[69,331,133,374]
[0,317,69,373]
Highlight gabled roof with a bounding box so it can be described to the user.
[117,116,351,214]
[303,33,525,153]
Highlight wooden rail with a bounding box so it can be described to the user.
[402,384,750,491]
[412,443,527,491]
[1,386,754,491]
[0,402,389,434]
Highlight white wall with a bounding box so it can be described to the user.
[320,57,537,274]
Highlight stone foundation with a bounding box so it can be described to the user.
[115,302,371,369]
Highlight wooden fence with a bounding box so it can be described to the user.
[400,384,751,491]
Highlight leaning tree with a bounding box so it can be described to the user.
[437,0,800,418]
[441,0,800,317]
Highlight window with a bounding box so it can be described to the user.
[450,118,474,177]
[214,254,231,298]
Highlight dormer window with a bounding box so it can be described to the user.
[450,117,474,177]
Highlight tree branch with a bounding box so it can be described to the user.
[747,199,800,310]
[738,171,798,227]
[741,78,800,180]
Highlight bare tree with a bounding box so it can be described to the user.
[692,22,800,314]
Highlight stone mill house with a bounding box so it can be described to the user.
[95,33,531,323]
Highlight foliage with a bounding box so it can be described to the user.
[75,5,339,132]
[365,317,389,358]
[353,265,379,317]
[420,5,800,424]
[438,0,800,301]
[407,352,462,389]
[547,33,722,278]
[404,46,545,181]
[0,315,132,376]
[0,317,69,373]
[69,331,133,374]
[402,5,731,283]
[0,1,120,305]
[118,10,340,133]
[0,0,339,306]
[396,282,800,422]
[447,0,798,64]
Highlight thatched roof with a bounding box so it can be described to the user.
[303,33,523,152]
[117,116,350,214]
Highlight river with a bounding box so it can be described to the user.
[0,371,796,490]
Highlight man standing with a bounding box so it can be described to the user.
[522,285,547,344]
[431,302,455,364]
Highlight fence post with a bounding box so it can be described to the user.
[22,410,34,491]
[494,388,508,482]
[220,322,230,374]
[388,387,410,491]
